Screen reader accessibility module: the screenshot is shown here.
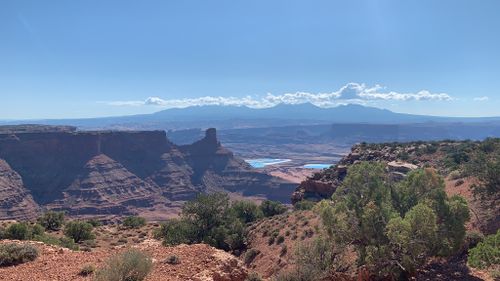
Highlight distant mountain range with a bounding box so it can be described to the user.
[3,103,500,131]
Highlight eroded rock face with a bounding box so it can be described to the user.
[0,159,40,220]
[0,127,295,219]
[47,154,163,216]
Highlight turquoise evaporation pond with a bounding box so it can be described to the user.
[245,158,291,168]
[303,164,333,169]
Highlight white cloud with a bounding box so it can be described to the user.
[106,82,453,108]
[473,96,489,101]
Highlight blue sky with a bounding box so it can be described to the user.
[1,0,499,119]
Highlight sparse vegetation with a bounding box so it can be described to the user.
[468,230,499,269]
[294,200,315,211]
[122,216,146,229]
[260,200,287,217]
[164,255,180,265]
[63,221,95,243]
[0,243,38,267]
[244,249,260,265]
[94,249,153,281]
[78,264,95,276]
[37,211,65,231]
[231,200,263,223]
[246,272,263,281]
[155,193,247,252]
[276,235,285,244]
[274,237,337,281]
[3,222,33,240]
[467,138,500,196]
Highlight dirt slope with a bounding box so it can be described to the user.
[0,240,247,281]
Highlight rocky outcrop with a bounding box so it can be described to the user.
[181,129,297,202]
[0,159,40,220]
[292,143,420,203]
[0,126,295,219]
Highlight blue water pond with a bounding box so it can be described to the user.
[245,158,291,168]
[303,164,332,169]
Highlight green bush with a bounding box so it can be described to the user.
[260,200,287,217]
[274,237,335,281]
[317,162,470,279]
[294,200,315,211]
[37,211,65,231]
[244,249,260,265]
[468,230,500,269]
[63,221,95,243]
[32,233,79,250]
[230,200,263,223]
[3,223,46,241]
[122,216,146,229]
[276,235,285,244]
[155,219,195,246]
[86,219,102,227]
[155,193,248,252]
[0,243,38,267]
[94,249,153,281]
[4,223,32,240]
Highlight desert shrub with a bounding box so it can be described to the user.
[94,249,152,281]
[122,216,146,229]
[466,139,500,196]
[268,236,275,245]
[276,235,285,244]
[244,249,260,265]
[86,219,101,227]
[274,237,336,281]
[155,193,248,252]
[449,170,462,180]
[63,221,95,243]
[156,218,196,246]
[317,162,470,279]
[37,211,65,231]
[260,200,287,217]
[0,243,38,266]
[468,230,500,269]
[32,233,79,250]
[424,144,438,154]
[3,223,46,241]
[294,200,315,211]
[230,200,263,223]
[280,245,287,256]
[466,231,485,249]
[164,255,180,265]
[79,264,95,276]
[246,272,263,281]
[4,223,32,240]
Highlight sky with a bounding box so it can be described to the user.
[1,0,499,119]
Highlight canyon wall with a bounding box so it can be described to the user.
[0,127,295,220]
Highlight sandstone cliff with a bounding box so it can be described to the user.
[0,126,295,219]
[0,159,40,220]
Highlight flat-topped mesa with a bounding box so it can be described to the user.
[0,130,172,204]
